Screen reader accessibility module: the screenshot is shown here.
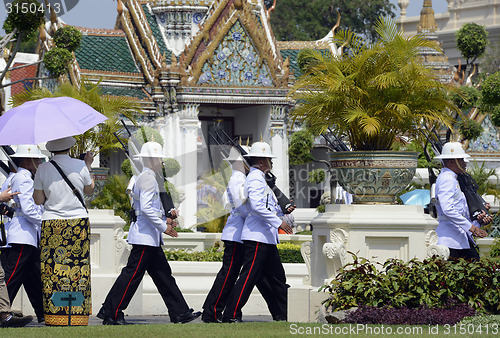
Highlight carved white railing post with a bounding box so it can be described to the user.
[321,228,348,284]
[425,230,450,260]
[300,241,312,285]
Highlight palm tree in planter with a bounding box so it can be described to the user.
[290,18,460,204]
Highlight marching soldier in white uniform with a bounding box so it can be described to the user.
[3,145,45,323]
[98,142,200,325]
[434,142,489,260]
[222,142,293,323]
[202,147,250,323]
[0,187,32,328]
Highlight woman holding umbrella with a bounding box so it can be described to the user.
[33,136,94,326]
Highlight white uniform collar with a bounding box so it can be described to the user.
[441,167,458,178]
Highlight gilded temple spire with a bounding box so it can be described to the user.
[417,0,437,34]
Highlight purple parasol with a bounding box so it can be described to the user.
[0,97,108,145]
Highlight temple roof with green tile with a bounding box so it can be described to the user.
[40,0,341,114]
[75,33,140,73]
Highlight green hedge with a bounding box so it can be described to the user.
[164,243,304,263]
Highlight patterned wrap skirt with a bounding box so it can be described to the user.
[40,218,91,326]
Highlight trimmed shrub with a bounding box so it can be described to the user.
[277,243,304,263]
[490,238,500,257]
[43,47,73,77]
[53,26,82,52]
[164,246,224,262]
[165,243,304,263]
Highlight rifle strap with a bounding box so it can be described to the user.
[50,160,88,212]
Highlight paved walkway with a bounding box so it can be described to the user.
[24,315,273,327]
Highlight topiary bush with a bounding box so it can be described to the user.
[43,47,73,77]
[3,0,45,41]
[321,253,500,315]
[53,25,82,52]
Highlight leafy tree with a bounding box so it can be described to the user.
[288,129,314,165]
[456,23,488,77]
[458,118,483,141]
[479,41,500,77]
[449,86,480,111]
[0,0,45,88]
[482,71,500,127]
[268,0,395,42]
[481,71,500,106]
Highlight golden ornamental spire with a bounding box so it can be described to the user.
[117,0,124,15]
[417,0,437,34]
[39,24,46,42]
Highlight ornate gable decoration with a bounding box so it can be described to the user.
[466,114,500,153]
[198,20,274,87]
[178,0,285,88]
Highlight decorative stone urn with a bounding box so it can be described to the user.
[330,151,419,204]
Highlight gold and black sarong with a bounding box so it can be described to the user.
[40,218,91,326]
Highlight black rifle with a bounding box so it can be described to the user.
[0,218,6,246]
[457,173,492,225]
[0,145,17,175]
[214,129,294,214]
[325,127,350,152]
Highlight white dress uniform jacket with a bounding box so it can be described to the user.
[435,167,478,249]
[127,168,168,247]
[241,167,282,245]
[221,170,249,243]
[8,168,42,247]
[0,172,15,248]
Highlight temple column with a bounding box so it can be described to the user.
[169,103,200,229]
[270,105,290,197]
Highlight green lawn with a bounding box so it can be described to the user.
[1,321,499,337]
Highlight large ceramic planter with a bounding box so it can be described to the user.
[330,151,419,204]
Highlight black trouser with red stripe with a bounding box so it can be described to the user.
[449,236,481,261]
[202,240,244,321]
[3,243,43,321]
[222,240,288,321]
[101,244,189,322]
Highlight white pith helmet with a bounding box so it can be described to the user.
[243,142,276,158]
[135,142,164,158]
[11,145,46,158]
[434,142,470,162]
